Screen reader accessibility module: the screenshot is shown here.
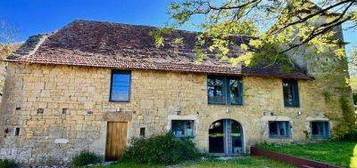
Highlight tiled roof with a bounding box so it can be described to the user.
[6,20,312,80]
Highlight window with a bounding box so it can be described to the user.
[37,108,44,114]
[140,127,146,138]
[15,128,20,136]
[110,71,131,102]
[207,76,243,105]
[62,108,68,114]
[269,121,291,138]
[282,79,299,107]
[171,120,194,138]
[311,121,330,139]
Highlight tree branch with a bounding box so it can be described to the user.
[208,0,260,10]
[271,0,355,34]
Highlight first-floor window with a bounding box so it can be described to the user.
[311,121,330,139]
[282,79,300,107]
[269,121,291,138]
[110,71,131,102]
[171,120,194,138]
[207,76,243,105]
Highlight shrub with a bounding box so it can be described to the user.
[122,133,201,165]
[340,126,357,141]
[0,159,17,168]
[71,151,103,167]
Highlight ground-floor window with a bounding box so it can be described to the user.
[268,121,291,138]
[310,121,330,139]
[171,120,194,138]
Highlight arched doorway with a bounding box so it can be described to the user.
[209,119,243,155]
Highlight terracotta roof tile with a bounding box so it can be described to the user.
[6,20,312,80]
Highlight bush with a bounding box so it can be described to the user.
[71,151,102,167]
[122,133,201,165]
[340,126,357,141]
[0,159,17,168]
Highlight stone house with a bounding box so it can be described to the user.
[0,20,350,165]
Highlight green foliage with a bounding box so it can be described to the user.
[104,157,291,168]
[0,159,17,168]
[322,91,333,103]
[166,0,354,70]
[174,37,184,44]
[122,133,201,165]
[194,45,205,63]
[332,97,357,140]
[71,151,103,167]
[149,27,174,48]
[351,145,357,168]
[350,76,357,94]
[258,141,356,167]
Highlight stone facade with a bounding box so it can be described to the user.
[0,61,347,165]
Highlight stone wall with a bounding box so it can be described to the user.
[0,63,347,165]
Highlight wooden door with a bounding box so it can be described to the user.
[106,121,128,161]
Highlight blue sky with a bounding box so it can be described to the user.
[1,0,356,54]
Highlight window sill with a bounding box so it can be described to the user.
[269,136,291,139]
[284,105,300,108]
[311,136,329,139]
[174,136,195,139]
[109,100,130,103]
[208,103,243,106]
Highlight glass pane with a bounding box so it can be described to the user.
[279,122,287,136]
[172,120,194,137]
[311,122,319,135]
[186,120,194,137]
[231,120,242,153]
[110,72,130,101]
[283,80,299,107]
[229,79,242,105]
[208,77,226,104]
[311,121,329,138]
[209,120,224,153]
[269,122,278,136]
[324,122,330,137]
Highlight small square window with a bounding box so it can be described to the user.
[37,108,44,114]
[62,108,68,114]
[311,121,330,139]
[269,121,291,138]
[171,120,194,138]
[283,79,300,107]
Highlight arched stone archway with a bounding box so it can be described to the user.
[209,119,243,155]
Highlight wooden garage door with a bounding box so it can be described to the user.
[105,121,128,161]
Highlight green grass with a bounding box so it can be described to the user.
[96,157,293,168]
[258,140,356,167]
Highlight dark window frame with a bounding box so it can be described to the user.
[282,79,300,107]
[207,75,243,105]
[310,121,330,139]
[268,121,291,139]
[109,70,131,102]
[171,120,195,138]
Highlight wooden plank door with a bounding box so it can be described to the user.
[105,121,128,161]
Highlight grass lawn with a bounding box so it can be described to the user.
[258,140,356,167]
[96,157,294,168]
